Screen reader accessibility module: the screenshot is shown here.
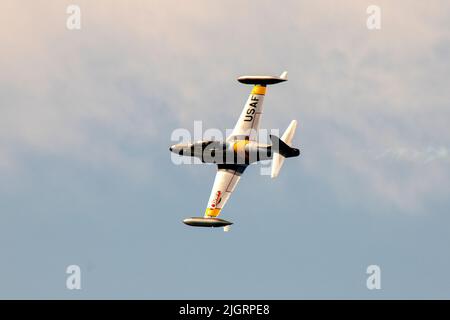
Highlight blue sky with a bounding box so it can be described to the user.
[0,0,450,298]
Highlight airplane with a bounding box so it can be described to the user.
[169,71,300,231]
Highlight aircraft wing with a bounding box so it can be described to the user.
[228,72,287,141]
[227,85,266,141]
[204,165,247,218]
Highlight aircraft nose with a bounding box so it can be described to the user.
[169,144,185,155]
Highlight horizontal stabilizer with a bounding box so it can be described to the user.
[238,71,288,85]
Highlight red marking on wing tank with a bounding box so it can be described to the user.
[211,191,222,208]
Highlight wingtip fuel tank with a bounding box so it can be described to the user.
[183,217,233,228]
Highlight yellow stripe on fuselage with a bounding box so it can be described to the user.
[233,140,250,153]
[251,85,266,95]
[205,208,221,217]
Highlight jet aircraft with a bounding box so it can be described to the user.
[170,72,300,230]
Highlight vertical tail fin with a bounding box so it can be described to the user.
[271,120,299,178]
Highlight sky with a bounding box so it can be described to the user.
[0,0,450,299]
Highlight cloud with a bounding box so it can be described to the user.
[370,146,450,163]
[1,0,449,211]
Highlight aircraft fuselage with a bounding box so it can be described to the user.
[169,140,273,165]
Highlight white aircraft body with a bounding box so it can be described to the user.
[170,72,300,230]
